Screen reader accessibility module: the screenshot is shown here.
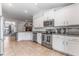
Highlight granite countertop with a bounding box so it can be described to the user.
[53,33,79,37]
[33,30,79,37]
[17,31,32,32]
[33,30,46,33]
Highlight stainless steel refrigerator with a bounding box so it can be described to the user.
[0,17,4,55]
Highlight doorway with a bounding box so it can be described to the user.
[4,21,16,36]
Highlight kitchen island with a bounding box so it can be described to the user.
[17,32,33,41]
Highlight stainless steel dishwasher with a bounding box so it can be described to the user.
[33,32,37,43]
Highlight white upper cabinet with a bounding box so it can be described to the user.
[33,12,44,28]
[55,6,70,26]
[55,4,79,26]
[33,16,44,28]
[33,9,55,28]
[33,4,79,27]
[65,4,79,25]
[0,3,2,16]
[44,9,54,20]
[55,10,65,26]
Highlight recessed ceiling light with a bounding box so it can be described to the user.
[8,3,13,7]
[24,10,28,13]
[34,3,38,5]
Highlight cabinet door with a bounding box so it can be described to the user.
[66,4,79,25]
[53,35,65,52]
[65,37,79,56]
[37,33,42,44]
[33,17,43,28]
[55,9,66,26]
[33,18,39,28]
[53,36,58,50]
[39,17,43,27]
[47,9,54,19]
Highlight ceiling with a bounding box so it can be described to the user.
[2,3,73,21]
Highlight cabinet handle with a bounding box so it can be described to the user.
[63,41,68,46]
[63,41,65,45]
[66,41,68,46]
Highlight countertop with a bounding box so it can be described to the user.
[17,31,32,33]
[33,30,79,37]
[53,33,79,37]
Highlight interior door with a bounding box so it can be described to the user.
[0,17,4,55]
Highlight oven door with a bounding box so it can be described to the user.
[42,34,47,42]
[33,33,37,42]
[46,34,52,45]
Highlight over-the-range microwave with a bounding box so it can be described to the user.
[43,19,54,27]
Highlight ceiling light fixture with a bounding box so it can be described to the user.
[24,10,28,13]
[8,3,13,7]
[34,3,38,5]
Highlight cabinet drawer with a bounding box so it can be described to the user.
[53,35,65,38]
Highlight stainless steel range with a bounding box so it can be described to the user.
[33,32,37,43]
[42,29,53,49]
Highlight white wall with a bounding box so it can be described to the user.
[0,3,2,16]
[17,21,25,32]
[4,17,33,32]
[4,17,26,32]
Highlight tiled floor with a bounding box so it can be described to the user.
[4,36,64,56]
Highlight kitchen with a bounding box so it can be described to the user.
[33,3,79,56]
[0,3,79,56]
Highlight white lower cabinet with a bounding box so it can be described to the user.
[17,32,33,41]
[37,33,42,44]
[53,35,65,52]
[53,35,79,56]
[64,36,79,56]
